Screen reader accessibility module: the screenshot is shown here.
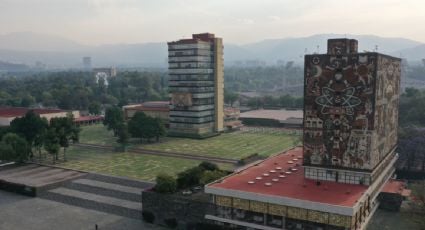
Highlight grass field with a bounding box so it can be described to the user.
[79,124,300,160]
[56,146,232,181]
[66,125,299,181]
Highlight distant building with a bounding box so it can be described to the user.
[82,57,92,71]
[205,39,406,230]
[167,33,224,138]
[224,107,243,130]
[93,67,117,85]
[239,109,303,128]
[0,107,80,126]
[123,101,170,126]
[123,101,239,131]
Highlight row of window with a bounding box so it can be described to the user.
[304,168,370,185]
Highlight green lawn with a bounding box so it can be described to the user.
[69,125,299,181]
[78,124,116,145]
[79,124,300,160]
[57,146,232,181]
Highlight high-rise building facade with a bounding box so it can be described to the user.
[82,56,92,71]
[205,39,403,230]
[303,38,401,186]
[168,33,224,138]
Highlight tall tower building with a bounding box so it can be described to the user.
[205,39,403,230]
[167,33,224,138]
[82,56,92,71]
[303,38,400,186]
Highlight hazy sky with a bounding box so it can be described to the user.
[1,0,425,45]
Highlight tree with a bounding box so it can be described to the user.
[0,133,29,162]
[199,161,219,171]
[50,115,80,161]
[154,173,177,194]
[103,106,124,136]
[152,118,166,142]
[44,128,60,164]
[88,102,102,115]
[224,90,239,107]
[408,182,425,229]
[10,110,48,159]
[128,112,148,142]
[176,166,204,189]
[116,122,130,145]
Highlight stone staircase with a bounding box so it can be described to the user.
[39,173,154,219]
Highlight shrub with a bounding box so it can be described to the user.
[200,170,228,185]
[164,218,178,228]
[198,161,218,171]
[141,210,155,223]
[154,173,177,194]
[176,166,203,189]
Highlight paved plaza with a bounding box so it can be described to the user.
[0,190,163,230]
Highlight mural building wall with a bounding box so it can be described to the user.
[303,39,401,171]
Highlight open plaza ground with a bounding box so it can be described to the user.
[0,190,164,230]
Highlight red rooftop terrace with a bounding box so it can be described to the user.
[208,147,368,209]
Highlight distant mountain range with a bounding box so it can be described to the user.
[0,32,424,69]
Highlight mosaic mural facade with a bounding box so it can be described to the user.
[303,39,401,171]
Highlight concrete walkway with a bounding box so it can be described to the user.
[0,190,164,230]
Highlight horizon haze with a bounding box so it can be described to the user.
[1,0,425,45]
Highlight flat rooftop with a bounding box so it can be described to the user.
[240,109,303,123]
[0,107,64,118]
[208,147,368,207]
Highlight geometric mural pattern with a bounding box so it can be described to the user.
[303,47,401,171]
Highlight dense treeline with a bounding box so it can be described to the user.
[103,107,166,145]
[406,64,425,81]
[399,88,425,127]
[224,65,303,92]
[0,111,79,163]
[241,94,303,109]
[0,71,168,110]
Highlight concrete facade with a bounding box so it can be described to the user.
[204,39,402,230]
[168,33,224,138]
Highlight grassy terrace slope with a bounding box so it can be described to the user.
[59,147,221,181]
[79,125,300,160]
